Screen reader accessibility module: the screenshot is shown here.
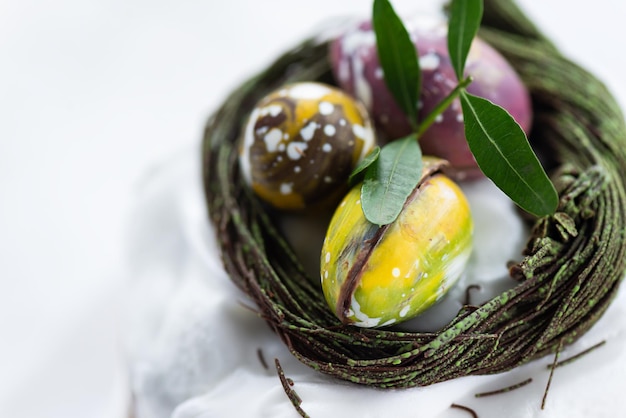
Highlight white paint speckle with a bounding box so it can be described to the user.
[392,267,401,278]
[339,29,375,109]
[325,252,331,263]
[352,124,367,140]
[286,141,307,160]
[240,107,262,185]
[322,143,332,153]
[319,101,335,115]
[406,15,448,38]
[280,183,293,195]
[323,124,336,136]
[263,104,283,117]
[374,67,384,79]
[442,247,472,289]
[324,176,333,183]
[264,128,282,152]
[352,123,376,160]
[287,83,332,100]
[350,295,381,328]
[300,121,317,141]
[399,305,411,318]
[435,114,444,123]
[294,166,301,173]
[420,52,441,71]
[339,119,347,126]
[354,65,373,109]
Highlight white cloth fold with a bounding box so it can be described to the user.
[124,149,626,418]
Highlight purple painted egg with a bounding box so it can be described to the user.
[330,16,532,180]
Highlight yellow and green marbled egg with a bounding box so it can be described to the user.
[239,81,376,210]
[320,158,473,327]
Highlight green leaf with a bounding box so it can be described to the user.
[372,0,420,130]
[447,0,483,81]
[361,135,423,225]
[349,146,381,187]
[460,92,558,217]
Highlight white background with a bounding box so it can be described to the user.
[1,0,625,417]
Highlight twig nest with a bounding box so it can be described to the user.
[330,16,532,180]
[321,157,474,327]
[204,0,626,389]
[239,81,376,210]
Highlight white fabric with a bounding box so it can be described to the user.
[124,150,626,418]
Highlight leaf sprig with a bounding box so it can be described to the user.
[372,0,421,132]
[361,135,422,225]
[355,0,558,225]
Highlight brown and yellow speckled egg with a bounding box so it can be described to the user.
[239,82,376,210]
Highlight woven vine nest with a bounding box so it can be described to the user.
[202,0,626,388]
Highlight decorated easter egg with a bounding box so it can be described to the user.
[239,82,376,209]
[330,16,532,180]
[321,158,473,327]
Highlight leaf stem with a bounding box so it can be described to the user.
[416,76,473,140]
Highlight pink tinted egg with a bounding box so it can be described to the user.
[330,16,532,180]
